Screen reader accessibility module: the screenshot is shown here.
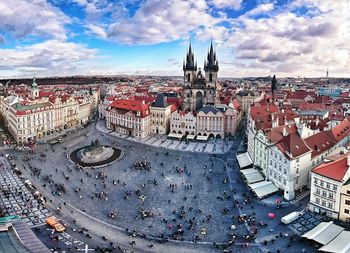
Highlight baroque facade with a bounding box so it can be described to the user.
[0,78,99,145]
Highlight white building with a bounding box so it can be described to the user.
[149,94,173,135]
[310,155,350,219]
[105,99,151,138]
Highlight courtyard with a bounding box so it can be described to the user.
[3,121,318,253]
[12,125,251,245]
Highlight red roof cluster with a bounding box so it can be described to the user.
[276,133,311,159]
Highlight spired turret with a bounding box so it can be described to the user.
[183,42,197,84]
[204,39,219,84]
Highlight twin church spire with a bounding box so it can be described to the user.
[183,39,219,73]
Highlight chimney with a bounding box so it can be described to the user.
[347,155,350,167]
[316,118,319,126]
[282,126,288,137]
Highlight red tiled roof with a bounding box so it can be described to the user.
[312,155,349,181]
[304,130,337,158]
[250,105,279,121]
[266,125,297,143]
[276,133,311,160]
[110,99,149,117]
[332,117,350,142]
[39,91,54,97]
[299,102,327,111]
[286,91,316,100]
[133,96,155,104]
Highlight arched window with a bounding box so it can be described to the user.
[187,73,191,82]
[209,73,213,82]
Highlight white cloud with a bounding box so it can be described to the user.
[86,24,107,38]
[244,3,274,17]
[0,0,70,40]
[209,0,242,10]
[223,0,350,77]
[0,40,96,77]
[107,0,226,44]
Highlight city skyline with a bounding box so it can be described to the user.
[0,0,349,78]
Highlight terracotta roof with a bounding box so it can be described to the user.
[299,102,327,111]
[110,99,149,118]
[266,125,297,143]
[332,118,350,142]
[250,105,278,121]
[276,133,311,160]
[304,130,337,158]
[312,155,349,181]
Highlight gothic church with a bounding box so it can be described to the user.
[182,41,219,112]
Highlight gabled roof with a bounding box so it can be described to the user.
[250,105,278,121]
[312,155,349,182]
[305,130,337,158]
[332,117,350,142]
[276,132,311,160]
[110,99,149,117]
[266,125,297,143]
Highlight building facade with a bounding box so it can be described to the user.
[0,79,98,144]
[149,94,172,135]
[105,99,151,138]
[182,42,219,112]
[309,155,350,220]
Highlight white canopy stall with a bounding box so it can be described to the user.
[319,231,350,253]
[248,181,279,199]
[196,135,208,141]
[236,152,253,169]
[168,133,183,139]
[302,221,344,246]
[241,168,264,184]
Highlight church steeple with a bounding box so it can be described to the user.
[204,39,219,84]
[183,41,197,72]
[31,75,39,98]
[183,39,197,84]
[204,38,219,72]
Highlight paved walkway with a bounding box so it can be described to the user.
[96,120,233,154]
[0,158,51,227]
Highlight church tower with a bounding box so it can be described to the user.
[204,39,219,88]
[31,77,39,98]
[183,42,197,85]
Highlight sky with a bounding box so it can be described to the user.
[0,0,349,78]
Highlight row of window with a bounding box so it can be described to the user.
[314,178,338,191]
[315,188,334,200]
[315,198,334,209]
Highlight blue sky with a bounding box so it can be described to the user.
[0,0,349,78]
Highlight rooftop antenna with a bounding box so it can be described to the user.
[326,66,329,78]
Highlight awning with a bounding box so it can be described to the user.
[319,231,350,253]
[186,135,196,140]
[241,168,264,184]
[302,221,344,246]
[236,152,253,169]
[168,133,183,139]
[248,181,279,199]
[196,135,208,141]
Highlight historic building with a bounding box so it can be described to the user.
[309,154,350,220]
[0,78,98,145]
[105,99,151,138]
[182,41,219,112]
[149,94,173,135]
